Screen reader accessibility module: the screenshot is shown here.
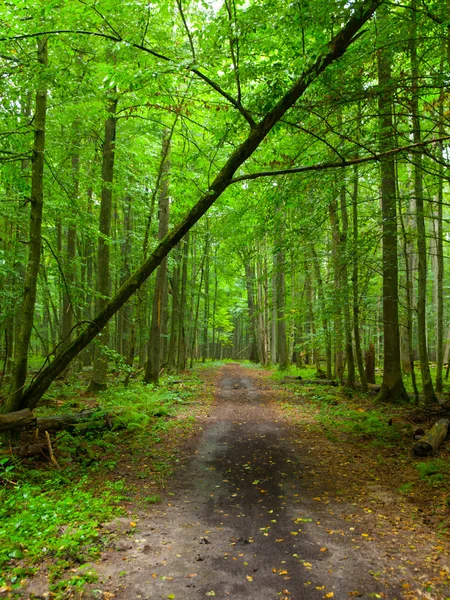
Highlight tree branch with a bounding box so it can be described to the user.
[229,135,450,183]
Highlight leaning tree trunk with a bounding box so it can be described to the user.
[88,97,118,392]
[4,37,48,414]
[16,0,382,410]
[144,130,171,385]
[375,5,409,403]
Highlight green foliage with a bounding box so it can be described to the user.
[416,459,450,486]
[0,477,123,588]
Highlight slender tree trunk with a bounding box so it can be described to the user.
[271,268,277,364]
[311,246,332,378]
[434,52,445,392]
[202,219,210,362]
[275,212,288,369]
[375,7,409,403]
[340,185,356,388]
[399,191,420,403]
[244,257,259,362]
[5,38,48,414]
[60,144,80,361]
[88,97,118,392]
[329,198,344,382]
[167,251,181,373]
[410,1,436,403]
[352,163,367,390]
[144,131,171,385]
[177,233,190,371]
[189,251,205,368]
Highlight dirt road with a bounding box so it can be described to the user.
[87,364,420,600]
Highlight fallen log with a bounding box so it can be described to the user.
[0,409,109,433]
[280,376,303,384]
[34,410,102,432]
[413,418,450,457]
[297,379,338,387]
[0,408,34,432]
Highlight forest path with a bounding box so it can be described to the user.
[83,363,437,600]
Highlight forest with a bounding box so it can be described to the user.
[1,0,450,598]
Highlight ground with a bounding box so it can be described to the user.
[9,364,450,599]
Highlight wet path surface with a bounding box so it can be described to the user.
[90,365,402,599]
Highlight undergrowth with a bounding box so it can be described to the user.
[0,371,205,597]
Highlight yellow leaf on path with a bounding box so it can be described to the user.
[303,562,312,568]
[290,531,298,536]
[279,570,288,575]
[130,522,137,527]
[246,575,253,582]
[320,548,327,552]
[272,568,277,573]
[324,594,334,598]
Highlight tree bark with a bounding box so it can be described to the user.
[352,163,367,390]
[375,5,409,403]
[5,37,48,414]
[16,1,382,410]
[144,130,171,385]
[88,97,118,392]
[410,0,437,403]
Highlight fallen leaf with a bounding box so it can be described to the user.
[320,548,327,552]
[246,575,253,582]
[130,522,137,527]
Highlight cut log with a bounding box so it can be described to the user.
[0,408,34,432]
[413,418,450,457]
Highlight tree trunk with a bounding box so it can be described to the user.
[244,257,259,362]
[340,184,356,388]
[410,0,436,403]
[352,162,367,390]
[60,144,80,361]
[329,198,344,382]
[375,5,409,403]
[276,241,288,370]
[144,131,171,385]
[177,233,190,372]
[167,251,181,373]
[5,37,48,414]
[88,97,118,393]
[202,219,210,363]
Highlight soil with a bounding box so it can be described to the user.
[25,364,450,599]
